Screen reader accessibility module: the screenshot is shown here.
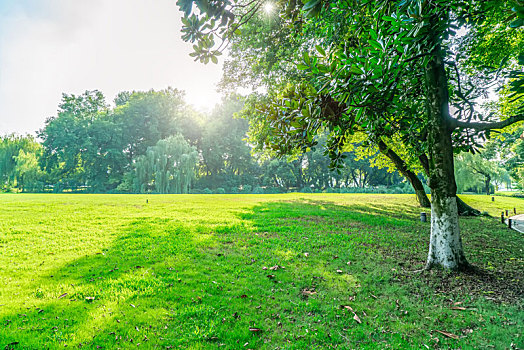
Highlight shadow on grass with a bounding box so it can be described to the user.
[1,197,522,349]
[1,217,223,348]
[240,200,523,303]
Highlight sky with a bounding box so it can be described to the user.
[0,0,224,135]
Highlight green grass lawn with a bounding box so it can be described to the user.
[0,194,522,349]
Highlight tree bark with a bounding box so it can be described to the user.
[456,196,481,216]
[419,153,480,216]
[424,35,468,270]
[376,139,431,208]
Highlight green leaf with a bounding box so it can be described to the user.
[302,51,310,65]
[513,5,524,18]
[315,45,326,56]
[368,39,382,51]
[302,0,320,11]
[350,65,365,75]
[211,55,218,64]
[518,53,524,66]
[510,18,524,28]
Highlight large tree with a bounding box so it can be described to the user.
[178,0,524,269]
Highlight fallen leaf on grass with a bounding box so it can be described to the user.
[262,267,268,270]
[85,297,95,301]
[340,305,353,311]
[304,253,309,257]
[249,327,263,333]
[267,274,275,279]
[353,313,362,324]
[336,270,343,274]
[58,293,68,299]
[462,328,473,335]
[434,330,459,340]
[269,265,284,271]
[240,294,248,299]
[301,289,317,296]
[451,307,467,311]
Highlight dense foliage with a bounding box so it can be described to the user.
[0,89,413,194]
[1,85,522,195]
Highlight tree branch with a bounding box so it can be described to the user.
[451,114,524,131]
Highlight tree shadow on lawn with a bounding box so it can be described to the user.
[0,217,234,348]
[240,199,523,303]
[1,198,522,349]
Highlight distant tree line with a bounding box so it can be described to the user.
[0,88,520,194]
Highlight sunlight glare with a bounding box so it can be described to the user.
[264,2,274,14]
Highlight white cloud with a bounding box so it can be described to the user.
[0,0,224,135]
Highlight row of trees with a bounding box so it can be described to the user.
[1,89,414,194]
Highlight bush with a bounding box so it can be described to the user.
[203,188,213,194]
[252,186,264,194]
[215,187,226,194]
[265,187,285,194]
[242,185,252,193]
[300,186,313,193]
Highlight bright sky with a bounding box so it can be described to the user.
[0,0,224,135]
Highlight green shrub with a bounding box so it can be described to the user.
[252,186,264,194]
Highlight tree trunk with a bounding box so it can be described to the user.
[424,37,468,270]
[376,139,431,208]
[419,153,480,216]
[456,196,481,216]
[484,175,491,195]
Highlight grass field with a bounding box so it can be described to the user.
[0,194,522,349]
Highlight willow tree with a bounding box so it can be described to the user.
[134,134,198,194]
[178,0,524,269]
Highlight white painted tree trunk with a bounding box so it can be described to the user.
[426,196,467,270]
